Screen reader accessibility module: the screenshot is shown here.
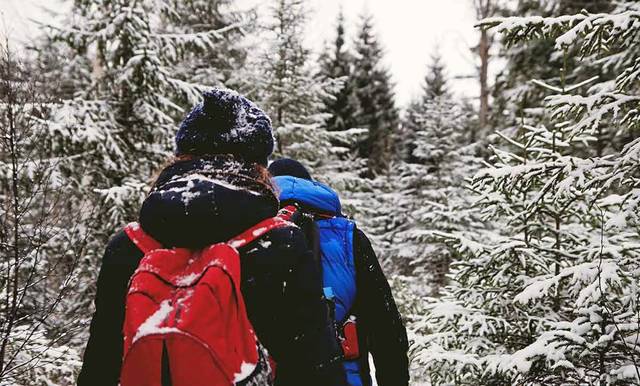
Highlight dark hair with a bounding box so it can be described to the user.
[150,154,278,196]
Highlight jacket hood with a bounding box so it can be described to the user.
[273,175,341,216]
[139,156,279,248]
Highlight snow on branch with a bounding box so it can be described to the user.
[546,92,640,137]
[154,22,245,50]
[480,5,640,52]
[514,260,620,305]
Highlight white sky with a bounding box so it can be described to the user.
[1,0,482,107]
[305,0,480,106]
[254,0,481,106]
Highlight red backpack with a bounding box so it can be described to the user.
[119,206,297,386]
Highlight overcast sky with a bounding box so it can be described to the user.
[0,0,481,107]
[303,0,480,105]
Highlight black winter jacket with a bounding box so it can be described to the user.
[77,157,345,386]
[280,188,409,385]
[299,219,410,386]
[351,229,409,386]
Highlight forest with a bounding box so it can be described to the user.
[1,0,639,385]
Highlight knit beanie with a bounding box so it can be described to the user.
[268,158,313,180]
[175,88,274,165]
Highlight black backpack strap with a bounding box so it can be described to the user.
[290,208,323,276]
[228,205,298,249]
[349,224,361,317]
[289,207,342,337]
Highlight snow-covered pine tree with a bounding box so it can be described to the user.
[351,11,399,176]
[399,99,423,163]
[254,0,344,171]
[491,0,614,136]
[415,3,640,385]
[54,0,246,235]
[250,2,385,260]
[51,0,224,235]
[317,9,359,133]
[422,51,448,100]
[39,0,245,346]
[165,0,255,91]
[398,101,479,285]
[402,51,450,163]
[256,0,320,128]
[336,57,481,330]
[391,54,483,303]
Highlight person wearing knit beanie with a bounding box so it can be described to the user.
[78,89,347,386]
[268,158,410,386]
[175,88,275,165]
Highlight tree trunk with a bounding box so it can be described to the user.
[472,0,495,140]
[478,27,490,138]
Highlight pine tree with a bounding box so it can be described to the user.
[317,9,359,132]
[162,0,254,91]
[52,0,235,229]
[398,100,422,163]
[415,3,640,384]
[352,12,399,176]
[257,0,319,127]
[491,0,614,138]
[397,95,482,292]
[402,51,450,163]
[422,51,448,101]
[254,0,342,170]
[39,0,244,346]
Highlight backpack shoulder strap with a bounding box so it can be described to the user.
[228,205,298,249]
[349,222,362,316]
[277,204,298,222]
[124,222,162,254]
[294,210,323,275]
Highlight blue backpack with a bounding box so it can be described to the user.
[274,176,364,386]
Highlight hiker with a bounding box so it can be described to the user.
[77,89,345,386]
[268,159,410,386]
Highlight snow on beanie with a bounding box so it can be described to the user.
[175,88,275,165]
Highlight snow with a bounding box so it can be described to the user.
[612,365,640,380]
[160,172,263,206]
[369,354,378,386]
[259,240,272,248]
[175,273,200,287]
[233,361,257,383]
[426,301,470,321]
[514,260,622,307]
[251,227,268,237]
[8,0,640,385]
[133,301,175,343]
[229,238,247,249]
[127,222,141,231]
[598,194,625,207]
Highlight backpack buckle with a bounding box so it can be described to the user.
[278,204,298,221]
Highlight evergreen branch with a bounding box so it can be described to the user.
[154,22,245,45]
[596,206,640,382]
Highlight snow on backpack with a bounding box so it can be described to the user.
[119,206,297,386]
